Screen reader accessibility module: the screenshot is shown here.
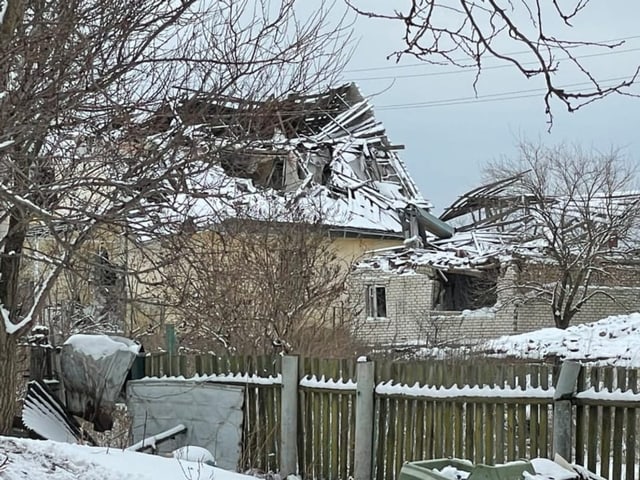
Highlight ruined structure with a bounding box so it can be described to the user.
[351,174,640,347]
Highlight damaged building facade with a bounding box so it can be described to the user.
[350,174,640,347]
[117,83,458,348]
[19,82,455,350]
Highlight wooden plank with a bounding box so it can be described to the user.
[599,368,614,479]
[474,403,483,464]
[454,401,464,459]
[516,365,528,458]
[385,395,397,480]
[300,389,311,477]
[443,401,453,458]
[414,397,425,459]
[465,401,475,461]
[506,365,516,461]
[517,400,528,459]
[312,390,321,479]
[264,385,274,470]
[626,369,637,480]
[495,403,505,463]
[392,396,404,478]
[425,399,434,459]
[611,367,627,480]
[350,392,358,480]
[484,403,495,464]
[405,399,417,462]
[529,366,540,458]
[374,396,387,480]
[318,387,327,479]
[433,400,444,458]
[539,365,549,459]
[574,367,586,467]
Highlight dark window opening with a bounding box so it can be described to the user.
[366,285,387,318]
[96,249,118,288]
[433,270,498,311]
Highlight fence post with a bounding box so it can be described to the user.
[354,358,375,480]
[281,355,299,477]
[553,361,581,461]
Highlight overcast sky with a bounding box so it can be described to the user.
[336,2,640,214]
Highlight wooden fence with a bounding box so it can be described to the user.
[142,353,640,480]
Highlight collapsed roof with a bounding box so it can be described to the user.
[147,83,445,238]
[357,173,640,275]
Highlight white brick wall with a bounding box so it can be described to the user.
[349,266,640,347]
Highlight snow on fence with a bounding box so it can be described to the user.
[140,354,640,480]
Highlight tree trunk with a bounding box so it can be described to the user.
[0,213,28,434]
[0,327,18,434]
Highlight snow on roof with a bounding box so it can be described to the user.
[356,173,640,275]
[143,83,429,236]
[355,230,525,275]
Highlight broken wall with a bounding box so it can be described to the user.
[350,262,640,347]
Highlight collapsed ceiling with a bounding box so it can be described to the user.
[149,83,441,238]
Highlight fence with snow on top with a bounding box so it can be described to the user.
[32,349,640,480]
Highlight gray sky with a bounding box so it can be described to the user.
[338,2,640,214]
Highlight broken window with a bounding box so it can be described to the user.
[366,285,387,318]
[433,270,498,311]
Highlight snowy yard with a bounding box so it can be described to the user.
[0,436,254,480]
[485,312,640,366]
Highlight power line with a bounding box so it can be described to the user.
[344,34,640,74]
[347,47,640,82]
[374,76,637,111]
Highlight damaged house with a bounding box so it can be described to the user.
[116,83,455,351]
[350,173,640,347]
[19,82,451,352]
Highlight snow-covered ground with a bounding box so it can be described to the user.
[0,436,254,480]
[485,312,640,366]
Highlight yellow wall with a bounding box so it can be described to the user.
[329,237,403,265]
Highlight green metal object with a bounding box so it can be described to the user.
[129,354,146,380]
[165,324,177,355]
[399,459,535,480]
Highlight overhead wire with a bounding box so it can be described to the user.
[374,76,637,111]
[343,35,640,73]
[347,47,640,82]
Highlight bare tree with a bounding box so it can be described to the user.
[347,1,639,120]
[0,0,351,433]
[485,142,640,329]
[157,205,357,356]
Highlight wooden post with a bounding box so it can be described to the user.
[280,355,299,477]
[29,327,52,382]
[553,361,581,461]
[354,358,375,480]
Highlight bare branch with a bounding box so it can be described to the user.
[347,0,639,122]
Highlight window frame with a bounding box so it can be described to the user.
[365,284,387,320]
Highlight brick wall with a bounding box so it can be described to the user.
[514,287,640,332]
[349,269,515,346]
[349,265,640,347]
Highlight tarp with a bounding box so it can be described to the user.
[126,379,244,471]
[60,334,141,431]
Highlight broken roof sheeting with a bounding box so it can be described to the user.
[357,173,640,275]
[152,83,429,236]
